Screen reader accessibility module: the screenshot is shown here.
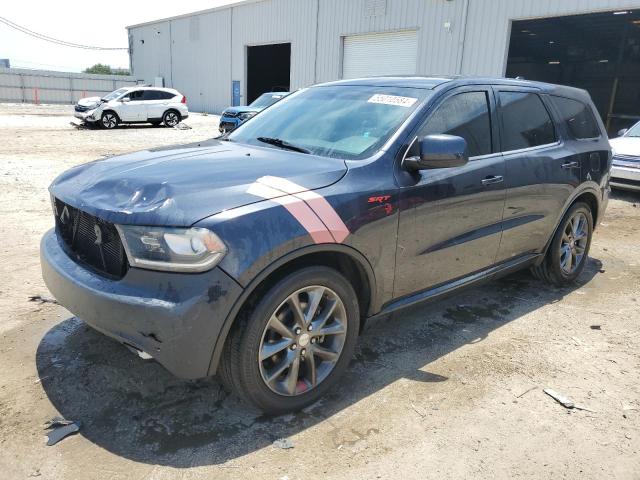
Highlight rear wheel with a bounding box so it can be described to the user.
[219,267,359,414]
[100,111,118,129]
[531,202,593,286]
[163,110,180,127]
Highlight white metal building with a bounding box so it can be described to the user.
[127,0,640,132]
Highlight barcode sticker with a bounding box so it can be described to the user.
[368,94,418,108]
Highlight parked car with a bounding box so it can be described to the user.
[74,87,189,129]
[218,91,290,133]
[42,77,610,414]
[609,122,640,191]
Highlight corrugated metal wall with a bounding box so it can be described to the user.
[128,0,640,113]
[0,67,141,105]
[462,0,640,76]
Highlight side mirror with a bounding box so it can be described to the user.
[618,128,628,137]
[404,134,469,171]
[120,97,130,103]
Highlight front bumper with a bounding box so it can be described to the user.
[218,117,241,133]
[74,110,98,122]
[611,164,640,192]
[40,229,243,379]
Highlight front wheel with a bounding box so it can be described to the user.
[100,111,118,129]
[163,110,181,127]
[219,267,359,414]
[531,202,593,286]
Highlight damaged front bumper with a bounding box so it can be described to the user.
[40,229,243,379]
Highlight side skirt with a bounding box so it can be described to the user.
[369,253,541,321]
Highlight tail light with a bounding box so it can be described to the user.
[181,96,187,104]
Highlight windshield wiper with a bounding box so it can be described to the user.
[257,137,310,154]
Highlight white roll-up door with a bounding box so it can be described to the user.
[342,30,418,79]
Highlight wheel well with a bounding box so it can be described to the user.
[237,251,371,330]
[573,191,599,227]
[164,109,181,118]
[101,109,119,121]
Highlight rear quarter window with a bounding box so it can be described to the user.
[499,91,556,152]
[551,96,601,139]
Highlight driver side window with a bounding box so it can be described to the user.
[126,90,144,101]
[417,91,493,158]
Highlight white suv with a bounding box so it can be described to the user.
[74,87,189,129]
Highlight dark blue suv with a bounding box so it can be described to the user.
[218,91,290,133]
[41,76,611,414]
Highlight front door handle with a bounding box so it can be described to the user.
[482,175,504,186]
[562,161,580,170]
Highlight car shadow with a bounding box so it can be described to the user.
[36,258,602,467]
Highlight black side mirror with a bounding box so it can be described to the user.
[404,134,469,171]
[618,128,628,137]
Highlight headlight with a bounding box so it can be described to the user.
[116,225,227,273]
[238,112,256,120]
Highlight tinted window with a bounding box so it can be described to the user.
[552,96,600,139]
[417,91,492,158]
[499,92,556,151]
[127,90,144,100]
[142,90,160,100]
[157,91,176,100]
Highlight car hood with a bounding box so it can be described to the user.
[223,106,261,115]
[77,96,102,108]
[49,139,347,227]
[610,137,640,158]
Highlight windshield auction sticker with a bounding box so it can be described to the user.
[368,94,418,107]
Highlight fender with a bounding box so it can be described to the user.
[537,180,604,264]
[207,243,377,375]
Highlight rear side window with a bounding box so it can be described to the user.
[499,92,556,151]
[418,91,493,158]
[156,91,176,100]
[142,90,160,100]
[552,96,600,139]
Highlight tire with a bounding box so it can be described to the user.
[219,266,360,414]
[531,202,593,286]
[100,111,119,129]
[163,110,181,127]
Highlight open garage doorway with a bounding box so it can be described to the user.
[246,43,291,105]
[506,9,640,135]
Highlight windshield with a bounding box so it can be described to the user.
[250,93,287,109]
[228,86,431,160]
[625,122,640,137]
[102,88,129,101]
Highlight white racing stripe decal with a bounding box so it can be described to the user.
[246,176,350,244]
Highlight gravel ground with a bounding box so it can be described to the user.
[0,103,638,480]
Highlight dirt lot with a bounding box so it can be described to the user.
[0,103,638,480]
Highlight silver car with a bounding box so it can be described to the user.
[609,122,640,192]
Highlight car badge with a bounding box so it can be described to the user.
[59,206,70,225]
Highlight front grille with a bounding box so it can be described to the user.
[613,154,640,162]
[53,198,128,279]
[223,111,239,118]
[74,105,91,112]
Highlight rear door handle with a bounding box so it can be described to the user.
[562,161,580,170]
[482,175,504,186]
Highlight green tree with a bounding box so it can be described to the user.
[83,64,129,75]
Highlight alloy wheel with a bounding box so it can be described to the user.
[165,112,179,126]
[560,212,588,274]
[102,113,117,129]
[258,285,347,396]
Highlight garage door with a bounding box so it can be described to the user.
[342,30,418,79]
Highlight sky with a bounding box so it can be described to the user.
[0,1,240,72]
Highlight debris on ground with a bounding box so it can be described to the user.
[272,438,294,449]
[410,403,427,418]
[544,389,596,412]
[516,386,537,398]
[69,121,89,130]
[44,417,81,446]
[173,122,192,130]
[28,295,59,305]
[544,388,575,408]
[590,325,602,330]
